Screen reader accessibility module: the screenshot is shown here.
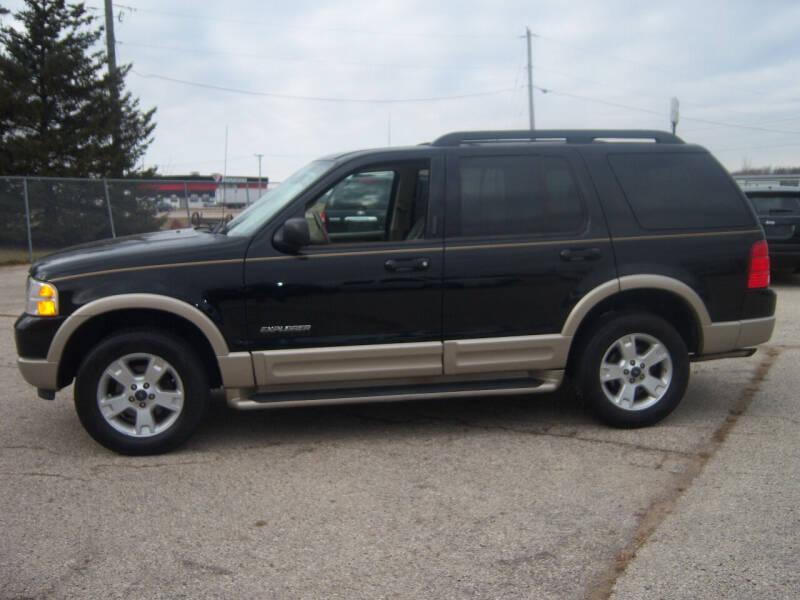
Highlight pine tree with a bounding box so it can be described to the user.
[0,0,156,177]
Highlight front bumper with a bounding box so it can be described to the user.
[17,357,59,390]
[15,314,65,393]
[15,314,65,359]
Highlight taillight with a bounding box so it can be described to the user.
[747,240,770,289]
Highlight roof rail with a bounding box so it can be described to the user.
[431,129,683,147]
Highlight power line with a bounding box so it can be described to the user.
[116,40,515,73]
[533,32,680,76]
[536,86,800,136]
[715,141,800,153]
[531,31,769,100]
[117,39,673,106]
[131,70,520,104]
[110,3,511,39]
[682,115,800,134]
[107,5,777,104]
[678,115,800,136]
[131,65,799,136]
[534,86,664,117]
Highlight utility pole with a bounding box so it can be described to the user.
[104,0,121,175]
[254,153,264,203]
[104,0,117,75]
[526,27,535,130]
[222,125,228,218]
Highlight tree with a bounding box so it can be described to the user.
[0,0,161,250]
[0,0,156,177]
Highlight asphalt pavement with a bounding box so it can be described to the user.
[0,264,797,599]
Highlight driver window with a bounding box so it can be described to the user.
[305,162,429,244]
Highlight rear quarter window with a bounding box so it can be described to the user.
[608,152,754,229]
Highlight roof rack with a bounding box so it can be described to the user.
[431,129,683,147]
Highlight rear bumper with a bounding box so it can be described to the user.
[701,316,776,355]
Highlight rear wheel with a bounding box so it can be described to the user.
[75,331,209,455]
[576,313,689,428]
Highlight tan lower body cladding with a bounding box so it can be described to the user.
[251,336,571,386]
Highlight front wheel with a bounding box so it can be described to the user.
[75,331,209,455]
[576,313,689,428]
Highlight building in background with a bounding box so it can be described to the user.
[213,176,270,208]
[139,175,269,209]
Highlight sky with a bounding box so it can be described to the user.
[3,0,800,180]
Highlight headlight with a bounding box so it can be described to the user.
[26,278,59,317]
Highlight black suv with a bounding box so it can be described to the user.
[743,185,800,272]
[14,130,776,454]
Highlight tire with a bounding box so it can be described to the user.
[576,313,689,428]
[74,331,210,455]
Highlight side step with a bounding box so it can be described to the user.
[227,372,564,411]
[691,348,757,363]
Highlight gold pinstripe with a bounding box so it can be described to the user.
[50,258,243,282]
[613,229,762,242]
[445,238,608,251]
[247,246,442,262]
[48,229,762,282]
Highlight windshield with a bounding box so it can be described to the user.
[226,160,333,236]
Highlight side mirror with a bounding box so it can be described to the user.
[273,217,310,253]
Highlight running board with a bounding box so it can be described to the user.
[226,372,564,411]
[691,348,757,362]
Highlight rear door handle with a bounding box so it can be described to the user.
[384,257,430,272]
[560,247,601,262]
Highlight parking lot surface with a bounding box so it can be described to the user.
[1,264,797,599]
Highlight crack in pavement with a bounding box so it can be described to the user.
[585,345,781,600]
[180,557,234,576]
[339,408,698,458]
[1,444,63,456]
[418,413,701,458]
[0,471,90,483]
[90,459,218,473]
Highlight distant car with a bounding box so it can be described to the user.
[744,188,800,272]
[155,202,173,213]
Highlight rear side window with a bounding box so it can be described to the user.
[457,155,584,237]
[608,153,753,229]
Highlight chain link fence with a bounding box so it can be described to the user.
[0,176,264,263]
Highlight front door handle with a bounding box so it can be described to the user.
[384,257,430,272]
[560,247,601,262]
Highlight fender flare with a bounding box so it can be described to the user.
[46,293,229,364]
[560,275,710,338]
